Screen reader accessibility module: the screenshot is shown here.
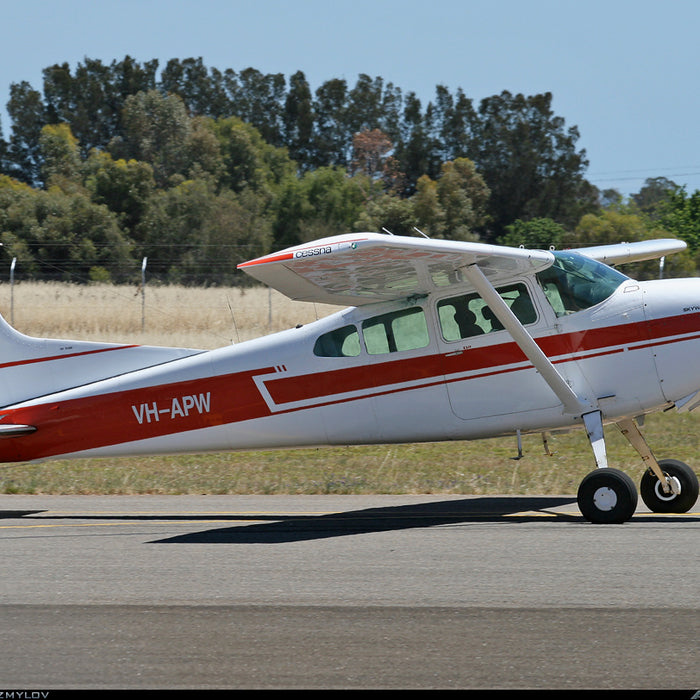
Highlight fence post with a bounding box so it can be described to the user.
[10,257,16,325]
[141,257,147,332]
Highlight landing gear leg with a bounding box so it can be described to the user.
[617,418,699,514]
[577,411,638,524]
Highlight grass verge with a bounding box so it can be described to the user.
[1,411,698,495]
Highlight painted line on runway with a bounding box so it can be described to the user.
[0,518,269,530]
[1,509,699,531]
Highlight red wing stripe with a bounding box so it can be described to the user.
[237,252,293,267]
[237,237,370,268]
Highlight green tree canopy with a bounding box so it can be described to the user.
[658,186,700,254]
[1,56,697,284]
[573,209,694,279]
[498,217,567,249]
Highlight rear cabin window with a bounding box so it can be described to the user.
[437,283,536,342]
[313,325,361,357]
[362,307,430,355]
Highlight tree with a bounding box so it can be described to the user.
[0,58,618,283]
[272,167,368,247]
[394,92,442,194]
[345,75,390,138]
[350,128,403,193]
[310,78,350,168]
[0,115,8,177]
[411,175,445,236]
[110,90,222,188]
[353,193,415,237]
[0,183,132,282]
[42,57,158,155]
[136,178,272,284]
[573,209,695,279]
[6,81,46,185]
[283,71,314,168]
[233,68,287,147]
[658,187,700,254]
[435,158,490,239]
[83,150,156,234]
[631,177,678,218]
[212,116,296,195]
[431,85,475,164]
[160,57,229,117]
[407,158,489,240]
[498,217,567,249]
[467,91,595,240]
[39,123,82,191]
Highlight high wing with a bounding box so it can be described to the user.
[237,232,554,306]
[570,238,686,265]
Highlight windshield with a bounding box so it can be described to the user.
[536,251,629,317]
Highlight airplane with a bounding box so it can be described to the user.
[0,230,698,524]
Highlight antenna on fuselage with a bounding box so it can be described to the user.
[414,227,430,238]
[381,227,394,235]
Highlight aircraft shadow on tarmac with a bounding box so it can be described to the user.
[0,510,45,518]
[5,497,697,542]
[152,496,581,544]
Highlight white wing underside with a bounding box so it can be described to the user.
[238,232,686,306]
[238,232,554,306]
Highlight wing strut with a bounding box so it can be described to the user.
[461,263,592,416]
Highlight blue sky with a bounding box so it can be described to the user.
[2,0,700,196]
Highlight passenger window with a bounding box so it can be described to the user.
[437,283,536,341]
[362,307,430,355]
[313,325,361,357]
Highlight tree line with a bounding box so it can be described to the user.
[0,56,698,285]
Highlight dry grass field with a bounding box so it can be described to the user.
[1,281,335,349]
[0,281,699,495]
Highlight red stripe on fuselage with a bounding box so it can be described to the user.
[2,312,699,462]
[0,368,274,462]
[0,344,140,370]
[266,312,694,406]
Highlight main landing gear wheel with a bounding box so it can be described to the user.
[577,468,638,524]
[639,459,699,514]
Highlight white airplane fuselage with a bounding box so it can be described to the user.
[2,274,700,463]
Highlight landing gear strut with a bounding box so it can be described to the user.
[576,412,699,523]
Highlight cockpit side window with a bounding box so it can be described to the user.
[362,307,430,355]
[438,283,536,342]
[536,251,628,317]
[313,325,361,357]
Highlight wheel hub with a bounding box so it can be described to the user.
[654,475,681,501]
[593,486,618,512]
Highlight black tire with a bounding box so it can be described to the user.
[577,468,638,524]
[639,459,699,513]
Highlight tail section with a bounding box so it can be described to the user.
[0,311,202,409]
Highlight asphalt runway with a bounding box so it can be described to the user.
[1,493,699,690]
